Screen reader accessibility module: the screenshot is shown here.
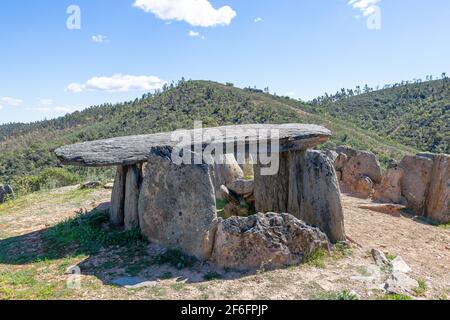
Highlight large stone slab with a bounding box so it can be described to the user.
[212,212,330,271]
[55,124,331,167]
[138,151,218,260]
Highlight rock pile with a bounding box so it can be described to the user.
[329,147,449,224]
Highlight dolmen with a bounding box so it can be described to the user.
[56,124,346,270]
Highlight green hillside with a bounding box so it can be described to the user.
[0,80,420,194]
[306,78,449,154]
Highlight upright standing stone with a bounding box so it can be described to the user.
[124,164,142,230]
[425,154,450,223]
[399,155,433,213]
[254,150,345,243]
[288,151,346,243]
[253,152,290,213]
[111,166,127,226]
[374,166,404,204]
[138,152,218,260]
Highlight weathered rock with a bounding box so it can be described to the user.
[399,155,433,212]
[324,150,339,164]
[254,150,345,243]
[288,150,346,243]
[254,152,290,214]
[334,153,348,171]
[371,249,390,268]
[354,175,374,199]
[81,181,102,189]
[103,182,114,190]
[391,256,412,274]
[425,154,450,223]
[384,272,419,295]
[342,150,382,185]
[138,152,218,260]
[212,212,330,271]
[124,165,141,230]
[226,179,254,196]
[0,184,15,203]
[219,185,240,206]
[374,166,404,203]
[55,124,332,167]
[110,166,126,226]
[336,146,358,159]
[336,170,342,182]
[211,154,244,200]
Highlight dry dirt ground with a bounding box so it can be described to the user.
[0,186,448,300]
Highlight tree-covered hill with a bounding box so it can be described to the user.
[0,80,421,190]
[307,78,449,154]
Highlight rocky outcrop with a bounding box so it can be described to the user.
[138,153,218,260]
[373,165,404,203]
[212,212,330,271]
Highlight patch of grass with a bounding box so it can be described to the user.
[204,272,223,281]
[43,209,146,256]
[413,278,428,297]
[216,199,228,219]
[311,289,359,300]
[304,248,328,268]
[385,253,397,262]
[170,282,187,292]
[382,294,413,300]
[155,249,197,270]
[332,242,353,259]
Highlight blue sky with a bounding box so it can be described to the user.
[0,0,449,124]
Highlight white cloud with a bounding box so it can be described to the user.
[65,83,84,93]
[254,17,262,23]
[348,0,382,16]
[65,74,166,93]
[92,34,108,43]
[133,0,236,27]
[189,30,200,37]
[0,97,23,107]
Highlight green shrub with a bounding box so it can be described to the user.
[13,168,80,194]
